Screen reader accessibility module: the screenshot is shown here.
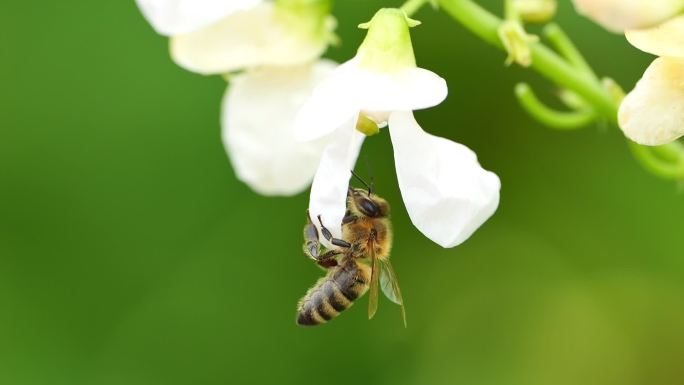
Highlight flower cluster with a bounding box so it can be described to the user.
[136,1,500,248]
[296,9,500,248]
[573,0,684,146]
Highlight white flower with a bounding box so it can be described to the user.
[571,0,684,33]
[625,15,684,58]
[137,0,334,75]
[295,9,500,248]
[618,16,684,145]
[223,61,336,195]
[136,0,263,36]
[619,57,684,146]
[136,0,337,195]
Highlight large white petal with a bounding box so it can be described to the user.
[294,60,363,142]
[294,58,447,141]
[222,61,337,196]
[572,0,684,33]
[171,3,331,75]
[626,15,684,58]
[136,0,262,36]
[388,111,500,248]
[619,57,684,146]
[353,61,448,113]
[308,122,365,244]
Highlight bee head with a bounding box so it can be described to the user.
[348,188,389,218]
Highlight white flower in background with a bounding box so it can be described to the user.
[571,0,684,33]
[223,61,336,195]
[136,0,334,74]
[136,0,263,36]
[136,0,337,195]
[619,16,684,145]
[295,9,501,248]
[569,0,684,145]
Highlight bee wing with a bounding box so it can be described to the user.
[368,243,380,320]
[379,259,407,327]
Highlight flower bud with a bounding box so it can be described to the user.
[356,8,421,72]
[356,114,381,136]
[498,20,539,67]
[513,0,557,24]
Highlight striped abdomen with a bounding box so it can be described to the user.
[297,260,370,326]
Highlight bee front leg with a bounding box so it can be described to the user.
[317,215,352,249]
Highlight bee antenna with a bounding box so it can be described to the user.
[363,153,376,194]
[350,169,372,196]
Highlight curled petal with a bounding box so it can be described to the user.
[388,111,500,248]
[294,58,447,141]
[136,0,262,36]
[572,0,684,33]
[626,15,684,57]
[171,3,332,75]
[222,61,337,196]
[308,121,365,243]
[619,57,684,146]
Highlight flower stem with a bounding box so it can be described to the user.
[434,0,684,181]
[437,0,617,121]
[543,23,597,81]
[515,83,595,130]
[400,0,430,17]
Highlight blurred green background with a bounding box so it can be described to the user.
[2,1,683,384]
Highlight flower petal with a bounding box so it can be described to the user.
[388,111,500,248]
[294,60,362,142]
[222,61,337,196]
[136,0,262,36]
[626,15,684,57]
[308,121,365,243]
[170,3,331,75]
[294,57,447,141]
[355,64,448,112]
[619,57,684,146]
[572,0,684,33]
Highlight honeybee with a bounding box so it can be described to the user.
[296,183,406,327]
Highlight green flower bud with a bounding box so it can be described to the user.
[498,20,539,67]
[356,8,421,72]
[355,114,381,136]
[513,0,557,23]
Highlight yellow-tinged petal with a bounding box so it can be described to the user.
[136,0,263,35]
[619,57,684,146]
[626,15,684,58]
[171,2,333,75]
[572,0,684,33]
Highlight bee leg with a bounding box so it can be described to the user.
[316,250,340,269]
[303,221,320,259]
[317,215,351,249]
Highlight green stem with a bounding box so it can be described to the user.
[400,0,430,16]
[437,0,617,121]
[515,83,595,130]
[434,0,684,181]
[543,23,597,81]
[628,142,684,179]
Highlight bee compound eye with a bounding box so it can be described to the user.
[358,198,380,217]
